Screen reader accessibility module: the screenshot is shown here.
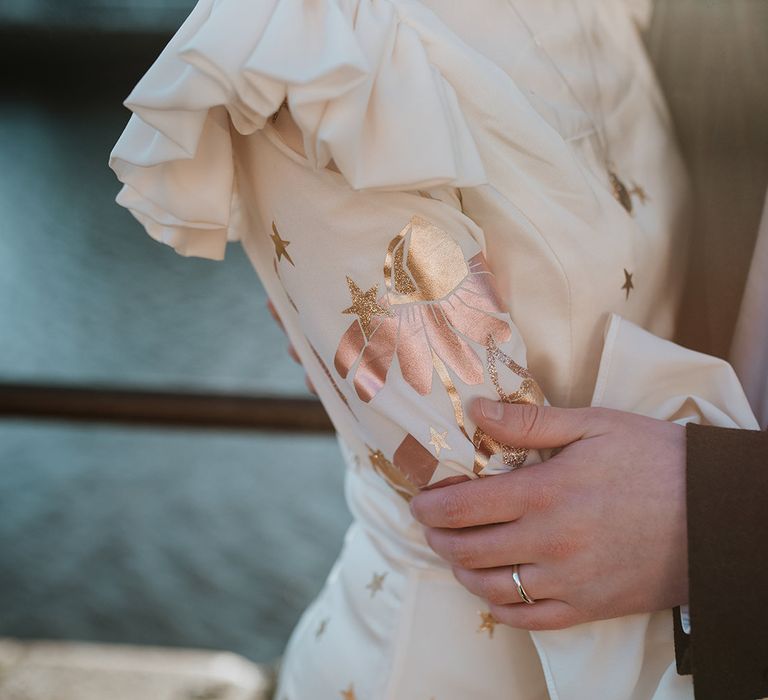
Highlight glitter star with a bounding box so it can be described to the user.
[366,571,387,598]
[477,611,497,638]
[270,221,294,266]
[315,617,329,639]
[630,182,650,205]
[340,684,357,700]
[342,277,391,337]
[621,269,634,300]
[428,427,451,458]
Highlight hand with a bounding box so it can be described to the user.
[410,400,688,630]
[266,298,316,395]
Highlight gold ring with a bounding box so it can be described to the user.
[512,564,536,605]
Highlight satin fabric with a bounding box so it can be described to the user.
[110,1,758,698]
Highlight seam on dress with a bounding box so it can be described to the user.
[485,183,575,407]
[528,631,561,700]
[590,312,621,407]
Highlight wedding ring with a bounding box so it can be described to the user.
[512,564,536,605]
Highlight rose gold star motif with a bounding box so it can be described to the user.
[428,427,451,458]
[621,269,634,300]
[270,221,294,266]
[366,571,387,598]
[340,684,357,700]
[342,277,391,338]
[477,611,497,638]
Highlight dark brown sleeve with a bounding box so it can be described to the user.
[681,423,768,700]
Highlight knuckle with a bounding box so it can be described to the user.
[440,490,470,527]
[484,578,510,605]
[447,538,475,567]
[540,530,577,559]
[514,403,542,442]
[523,478,556,513]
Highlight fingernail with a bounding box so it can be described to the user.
[479,398,503,421]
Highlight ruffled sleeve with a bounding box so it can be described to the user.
[109,0,487,260]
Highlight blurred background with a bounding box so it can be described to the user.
[0,0,766,697]
[0,0,351,685]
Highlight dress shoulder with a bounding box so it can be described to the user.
[109,0,486,260]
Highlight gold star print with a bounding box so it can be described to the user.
[621,269,635,300]
[340,684,357,700]
[428,427,451,458]
[366,571,387,598]
[342,277,391,338]
[270,221,294,266]
[315,617,329,639]
[477,611,497,639]
[629,182,650,205]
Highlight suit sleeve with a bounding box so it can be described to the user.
[678,423,768,700]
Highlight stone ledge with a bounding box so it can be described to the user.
[0,638,275,700]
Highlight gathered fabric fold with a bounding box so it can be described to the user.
[109,0,488,259]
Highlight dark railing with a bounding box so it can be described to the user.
[0,382,333,433]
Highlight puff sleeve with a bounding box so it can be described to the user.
[109,0,543,490]
[109,0,486,261]
[234,120,549,492]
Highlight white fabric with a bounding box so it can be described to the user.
[730,187,768,429]
[110,1,758,698]
[679,605,691,635]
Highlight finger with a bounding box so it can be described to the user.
[489,599,581,631]
[266,298,284,330]
[469,400,605,450]
[453,564,555,606]
[424,521,540,569]
[288,342,302,364]
[410,468,555,528]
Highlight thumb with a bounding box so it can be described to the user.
[469,399,601,449]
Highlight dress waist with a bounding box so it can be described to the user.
[337,435,450,571]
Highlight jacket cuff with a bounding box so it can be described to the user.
[673,605,693,675]
[684,423,768,700]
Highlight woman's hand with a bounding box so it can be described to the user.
[266,298,317,395]
[410,400,688,630]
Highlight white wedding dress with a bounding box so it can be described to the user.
[110,1,758,698]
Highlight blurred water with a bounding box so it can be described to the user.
[0,97,309,396]
[0,84,351,661]
[0,0,195,29]
[0,421,350,662]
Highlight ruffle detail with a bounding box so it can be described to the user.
[109,0,487,259]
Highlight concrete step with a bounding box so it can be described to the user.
[0,638,276,700]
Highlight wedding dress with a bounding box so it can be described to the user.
[109,1,758,698]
